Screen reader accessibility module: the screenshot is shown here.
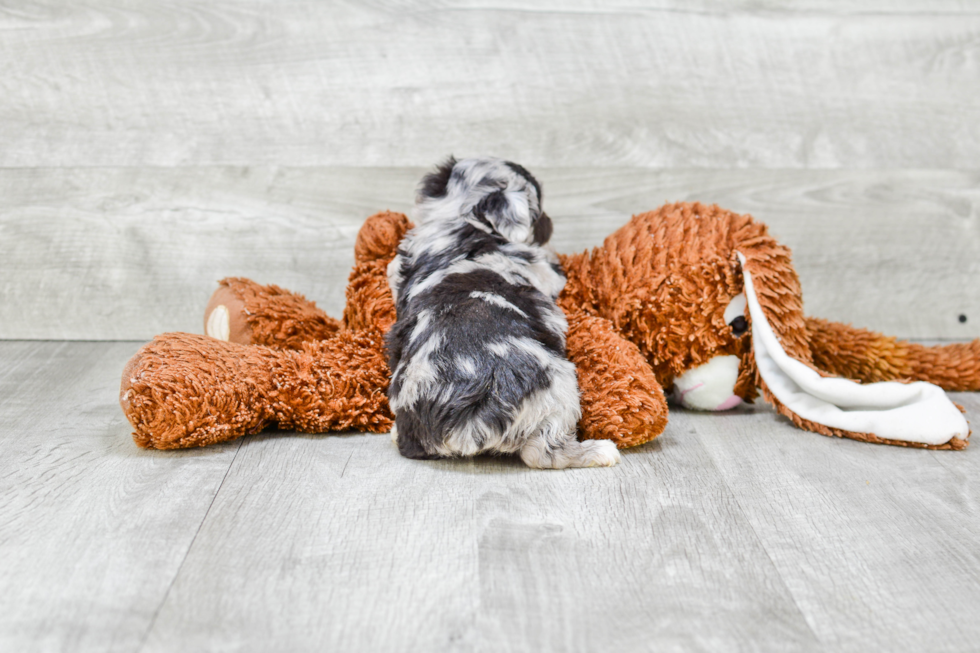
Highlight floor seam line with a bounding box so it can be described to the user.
[690,421,825,648]
[133,437,247,653]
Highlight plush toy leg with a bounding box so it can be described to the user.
[806,317,980,391]
[120,331,392,450]
[566,311,669,448]
[204,278,341,350]
[202,211,413,347]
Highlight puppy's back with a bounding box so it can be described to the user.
[388,263,570,458]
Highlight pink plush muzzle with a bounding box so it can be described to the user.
[672,355,744,412]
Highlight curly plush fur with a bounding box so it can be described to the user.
[121,203,976,451]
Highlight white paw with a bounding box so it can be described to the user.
[582,439,621,467]
[389,423,398,445]
[206,304,231,341]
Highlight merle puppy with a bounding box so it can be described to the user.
[386,156,620,469]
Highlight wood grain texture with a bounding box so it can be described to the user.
[140,418,820,653]
[2,167,978,340]
[4,342,980,651]
[1,1,978,168]
[686,392,980,653]
[0,341,241,653]
[0,166,419,340]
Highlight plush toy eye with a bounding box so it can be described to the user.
[724,293,748,338]
[729,315,748,337]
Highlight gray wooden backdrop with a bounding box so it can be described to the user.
[2,0,979,341]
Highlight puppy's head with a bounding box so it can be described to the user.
[416,156,552,246]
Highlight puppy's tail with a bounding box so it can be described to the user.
[806,317,980,391]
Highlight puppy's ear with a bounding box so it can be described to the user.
[418,156,457,200]
[474,189,533,243]
[533,211,553,245]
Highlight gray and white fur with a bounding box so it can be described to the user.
[386,156,620,469]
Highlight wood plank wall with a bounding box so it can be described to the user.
[1,1,978,340]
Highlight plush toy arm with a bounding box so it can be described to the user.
[120,331,392,450]
[566,310,669,448]
[343,211,412,333]
[806,317,980,391]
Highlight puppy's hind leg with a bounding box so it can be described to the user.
[393,412,441,460]
[520,423,621,469]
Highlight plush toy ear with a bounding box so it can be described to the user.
[736,251,969,448]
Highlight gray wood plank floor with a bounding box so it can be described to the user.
[3,340,979,653]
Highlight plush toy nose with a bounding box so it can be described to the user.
[672,355,743,411]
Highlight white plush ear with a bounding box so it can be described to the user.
[737,252,969,446]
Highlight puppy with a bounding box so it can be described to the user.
[386,156,620,469]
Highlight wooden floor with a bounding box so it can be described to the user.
[3,339,979,653]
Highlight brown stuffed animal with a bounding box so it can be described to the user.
[120,210,668,450]
[120,203,977,451]
[560,202,974,449]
